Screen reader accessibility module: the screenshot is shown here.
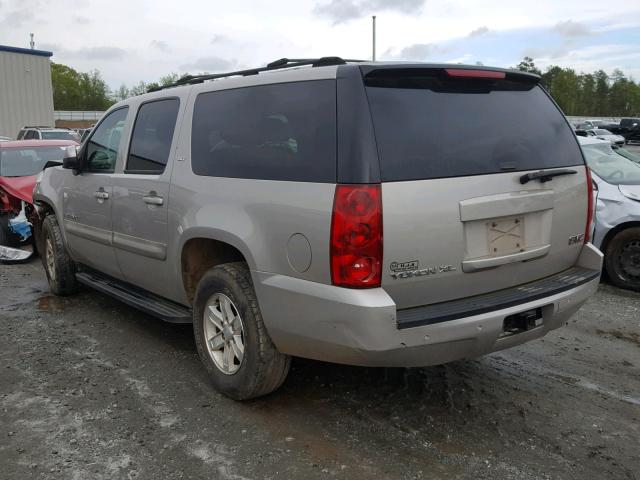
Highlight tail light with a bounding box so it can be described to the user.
[331,184,383,288]
[585,166,594,243]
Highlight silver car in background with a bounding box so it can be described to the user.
[585,128,626,146]
[580,136,640,291]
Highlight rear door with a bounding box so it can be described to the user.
[363,67,589,309]
[111,97,181,298]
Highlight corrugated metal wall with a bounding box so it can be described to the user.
[0,51,55,138]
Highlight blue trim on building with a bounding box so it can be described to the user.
[0,44,53,58]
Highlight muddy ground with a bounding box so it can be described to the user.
[1,260,639,480]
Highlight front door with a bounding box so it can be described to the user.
[62,107,129,278]
[112,98,181,298]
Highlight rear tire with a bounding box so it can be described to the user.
[41,214,78,295]
[193,262,290,400]
[604,227,640,292]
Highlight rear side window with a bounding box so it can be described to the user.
[127,98,180,173]
[364,69,584,182]
[191,80,336,182]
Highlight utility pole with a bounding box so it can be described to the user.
[372,16,376,61]
[29,33,35,49]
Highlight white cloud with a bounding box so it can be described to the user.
[468,26,490,37]
[553,20,591,37]
[0,0,638,88]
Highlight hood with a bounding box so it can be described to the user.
[0,175,36,204]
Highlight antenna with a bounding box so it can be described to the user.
[372,16,376,61]
[30,33,35,49]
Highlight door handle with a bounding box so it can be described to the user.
[143,194,164,206]
[94,190,109,200]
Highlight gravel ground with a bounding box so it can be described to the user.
[1,259,639,480]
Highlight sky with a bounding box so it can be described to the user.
[1,0,639,90]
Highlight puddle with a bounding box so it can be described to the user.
[37,295,66,313]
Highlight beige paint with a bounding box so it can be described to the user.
[0,49,55,138]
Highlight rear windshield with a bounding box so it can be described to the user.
[42,131,80,142]
[364,70,584,182]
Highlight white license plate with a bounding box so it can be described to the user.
[487,216,525,256]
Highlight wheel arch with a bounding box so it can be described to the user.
[600,221,640,256]
[179,231,254,305]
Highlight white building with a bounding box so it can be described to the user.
[0,45,55,139]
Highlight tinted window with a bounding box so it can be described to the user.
[127,98,180,173]
[0,146,68,177]
[24,130,37,140]
[42,131,80,141]
[85,107,128,172]
[17,130,25,140]
[191,80,336,182]
[365,70,584,182]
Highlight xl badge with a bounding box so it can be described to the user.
[390,260,456,279]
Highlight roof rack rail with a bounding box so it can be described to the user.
[147,56,365,93]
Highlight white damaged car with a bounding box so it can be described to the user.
[580,136,640,291]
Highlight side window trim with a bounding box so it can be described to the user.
[83,106,129,174]
[124,96,180,175]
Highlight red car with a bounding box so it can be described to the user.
[0,139,78,247]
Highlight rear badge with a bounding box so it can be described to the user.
[390,261,456,279]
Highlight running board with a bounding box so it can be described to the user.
[76,271,192,323]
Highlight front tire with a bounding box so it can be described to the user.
[605,227,640,292]
[0,214,19,247]
[41,214,78,295]
[193,262,290,400]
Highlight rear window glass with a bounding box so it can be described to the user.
[364,70,584,182]
[191,80,336,182]
[127,98,180,173]
[42,131,80,141]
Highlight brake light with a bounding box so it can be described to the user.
[444,69,506,79]
[585,166,594,243]
[331,184,383,288]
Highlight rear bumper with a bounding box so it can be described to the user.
[253,243,603,367]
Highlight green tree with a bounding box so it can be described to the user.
[515,56,542,75]
[51,62,114,110]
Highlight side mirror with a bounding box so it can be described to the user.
[62,145,80,172]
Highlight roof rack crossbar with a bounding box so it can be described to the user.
[147,56,365,92]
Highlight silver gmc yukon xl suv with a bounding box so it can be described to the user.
[32,58,603,399]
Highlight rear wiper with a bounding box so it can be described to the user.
[519,169,577,184]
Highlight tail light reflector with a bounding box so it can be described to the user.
[331,184,383,288]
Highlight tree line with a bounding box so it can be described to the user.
[515,57,640,117]
[51,58,640,117]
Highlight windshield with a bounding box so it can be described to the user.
[0,146,67,177]
[612,146,640,164]
[594,129,611,135]
[582,143,640,185]
[42,131,80,141]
